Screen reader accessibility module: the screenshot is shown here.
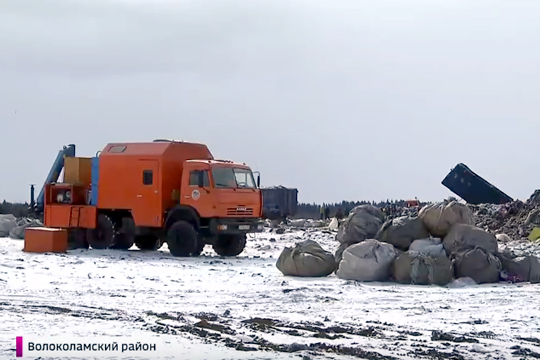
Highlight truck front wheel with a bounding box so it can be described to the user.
[167,221,198,257]
[213,234,247,256]
[191,235,206,257]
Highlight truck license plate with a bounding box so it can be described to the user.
[238,225,250,230]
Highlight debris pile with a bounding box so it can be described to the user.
[0,214,16,237]
[0,215,42,239]
[471,189,540,239]
[276,198,540,285]
[274,188,540,242]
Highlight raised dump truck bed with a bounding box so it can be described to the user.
[441,163,513,205]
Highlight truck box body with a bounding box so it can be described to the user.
[96,141,261,227]
[97,142,213,226]
[262,186,298,217]
[441,163,513,205]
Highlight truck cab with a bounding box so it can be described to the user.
[181,160,262,223]
[168,159,264,254]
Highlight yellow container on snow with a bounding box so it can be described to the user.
[528,227,540,241]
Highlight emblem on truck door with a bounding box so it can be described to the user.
[192,189,200,200]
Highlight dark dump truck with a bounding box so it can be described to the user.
[442,163,513,205]
[261,186,298,221]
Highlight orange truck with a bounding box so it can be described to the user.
[30,140,264,257]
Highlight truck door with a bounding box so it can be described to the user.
[181,165,212,217]
[134,159,161,226]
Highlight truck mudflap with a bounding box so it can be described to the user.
[208,218,264,235]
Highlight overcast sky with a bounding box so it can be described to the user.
[1,0,539,204]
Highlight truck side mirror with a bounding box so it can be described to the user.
[257,175,260,188]
[198,171,205,188]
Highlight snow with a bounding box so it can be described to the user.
[1,227,540,359]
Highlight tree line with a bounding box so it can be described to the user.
[0,199,417,219]
[294,199,414,219]
[0,201,31,217]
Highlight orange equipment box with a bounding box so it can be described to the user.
[64,157,92,185]
[23,227,68,253]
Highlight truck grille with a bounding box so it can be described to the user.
[227,207,254,216]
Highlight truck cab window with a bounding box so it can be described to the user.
[143,170,153,185]
[212,167,237,188]
[233,169,256,188]
[189,170,209,187]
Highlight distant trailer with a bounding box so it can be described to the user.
[441,163,513,205]
[261,186,298,220]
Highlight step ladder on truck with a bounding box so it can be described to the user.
[28,140,264,256]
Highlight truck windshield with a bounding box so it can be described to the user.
[233,168,256,188]
[212,167,256,188]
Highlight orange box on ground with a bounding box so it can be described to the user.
[24,227,68,254]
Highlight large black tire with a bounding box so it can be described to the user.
[68,228,89,250]
[111,217,135,250]
[213,234,247,256]
[112,234,134,250]
[86,214,115,249]
[135,234,162,251]
[167,221,198,257]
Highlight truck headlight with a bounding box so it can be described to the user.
[217,225,228,231]
[257,224,264,229]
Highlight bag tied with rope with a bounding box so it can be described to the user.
[443,223,498,255]
[375,216,430,251]
[336,205,385,245]
[419,200,474,238]
[393,251,454,285]
[276,240,337,277]
[335,239,397,282]
[453,247,502,284]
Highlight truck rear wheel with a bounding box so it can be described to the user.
[167,220,198,257]
[111,217,135,250]
[213,234,247,256]
[86,214,115,249]
[135,235,162,251]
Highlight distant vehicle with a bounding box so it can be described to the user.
[30,140,264,257]
[405,199,420,208]
[441,163,513,205]
[261,186,298,221]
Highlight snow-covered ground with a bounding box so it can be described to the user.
[1,227,540,360]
